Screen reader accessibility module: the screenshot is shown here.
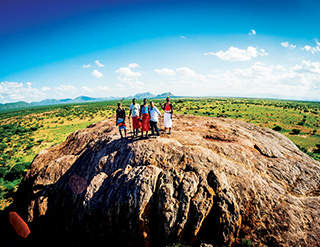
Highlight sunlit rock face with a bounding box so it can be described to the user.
[7,115,320,246]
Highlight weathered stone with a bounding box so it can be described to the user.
[5,114,320,247]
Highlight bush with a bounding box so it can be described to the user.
[25,143,34,149]
[273,125,282,131]
[241,239,252,247]
[5,162,30,181]
[11,163,26,173]
[0,167,7,177]
[291,129,301,135]
[314,144,320,154]
[29,126,39,131]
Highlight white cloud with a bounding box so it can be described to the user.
[204,46,265,61]
[258,48,268,56]
[95,60,105,67]
[117,77,134,81]
[249,29,256,35]
[155,68,176,76]
[292,60,320,74]
[82,86,93,92]
[82,64,91,68]
[300,44,320,54]
[311,46,320,53]
[115,83,124,88]
[281,41,297,49]
[281,41,320,52]
[57,85,77,91]
[97,86,109,91]
[92,69,103,78]
[233,62,273,79]
[176,67,207,81]
[116,67,141,78]
[128,63,140,68]
[180,36,186,39]
[41,86,52,91]
[270,65,285,70]
[304,45,311,51]
[0,81,45,103]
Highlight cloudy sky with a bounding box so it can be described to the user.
[1,0,320,103]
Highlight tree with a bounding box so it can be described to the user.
[291,129,301,135]
[273,125,282,131]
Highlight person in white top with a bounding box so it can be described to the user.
[149,101,162,138]
[129,98,141,136]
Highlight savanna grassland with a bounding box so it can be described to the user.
[0,98,320,209]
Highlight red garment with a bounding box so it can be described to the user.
[132,116,141,130]
[165,103,172,111]
[141,113,150,131]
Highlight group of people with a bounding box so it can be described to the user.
[116,97,173,139]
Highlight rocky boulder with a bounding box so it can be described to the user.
[4,115,320,246]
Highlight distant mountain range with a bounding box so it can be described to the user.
[0,92,177,111]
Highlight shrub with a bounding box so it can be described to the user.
[241,239,252,247]
[291,129,301,135]
[314,144,320,154]
[11,163,25,173]
[30,126,39,131]
[273,125,282,131]
[0,167,7,177]
[5,182,16,193]
[25,143,34,149]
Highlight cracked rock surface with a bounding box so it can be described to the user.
[7,115,320,246]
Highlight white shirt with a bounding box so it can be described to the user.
[150,107,161,122]
[130,103,140,117]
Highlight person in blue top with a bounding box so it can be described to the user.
[139,98,150,138]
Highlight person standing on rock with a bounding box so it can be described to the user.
[160,97,173,134]
[149,101,162,138]
[139,98,150,139]
[116,102,127,139]
[129,98,141,136]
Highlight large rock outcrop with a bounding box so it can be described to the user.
[4,115,320,246]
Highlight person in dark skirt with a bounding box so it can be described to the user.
[149,101,162,138]
[116,102,127,139]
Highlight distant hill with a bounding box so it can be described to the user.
[30,98,73,106]
[155,92,176,98]
[0,101,31,111]
[126,92,176,100]
[0,92,180,111]
[128,92,156,99]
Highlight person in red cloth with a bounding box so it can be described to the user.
[116,102,127,139]
[129,98,141,136]
[139,98,150,139]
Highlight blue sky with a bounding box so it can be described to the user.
[1,0,320,103]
